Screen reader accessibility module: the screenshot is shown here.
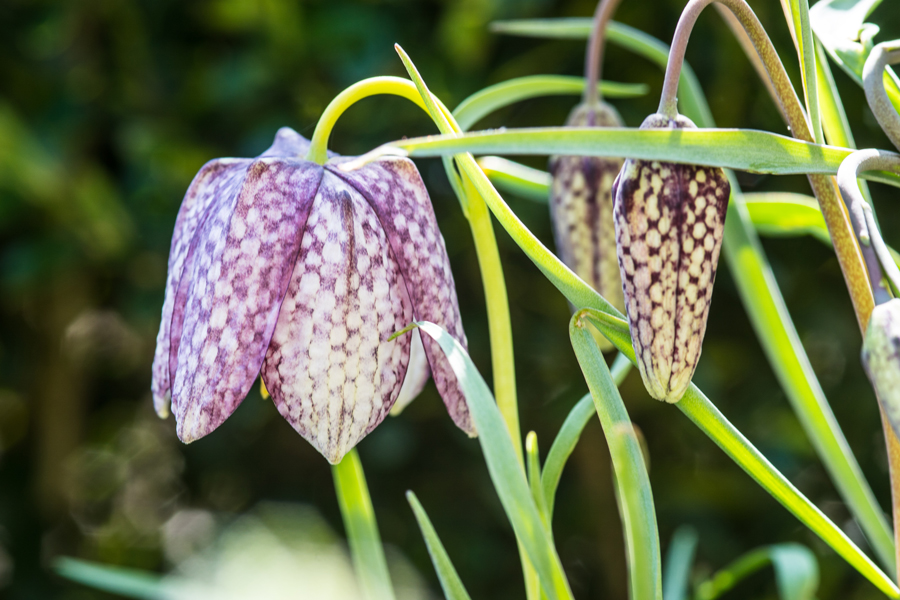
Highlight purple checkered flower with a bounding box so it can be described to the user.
[151,127,471,463]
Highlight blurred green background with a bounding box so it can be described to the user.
[2,0,900,598]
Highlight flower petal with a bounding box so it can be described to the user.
[390,328,430,416]
[261,172,414,463]
[151,158,250,417]
[259,127,311,158]
[331,158,473,434]
[172,158,323,442]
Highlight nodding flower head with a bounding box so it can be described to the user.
[613,113,730,403]
[151,127,471,464]
[549,102,625,351]
[862,298,900,439]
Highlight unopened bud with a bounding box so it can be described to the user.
[862,299,900,438]
[613,113,730,402]
[549,102,625,351]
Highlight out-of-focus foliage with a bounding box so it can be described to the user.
[1,0,900,599]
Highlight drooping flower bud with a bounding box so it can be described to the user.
[862,299,900,438]
[549,102,626,351]
[613,113,730,402]
[151,127,471,463]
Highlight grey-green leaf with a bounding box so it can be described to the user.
[406,491,473,600]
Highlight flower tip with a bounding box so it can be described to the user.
[153,394,171,420]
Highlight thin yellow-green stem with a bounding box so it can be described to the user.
[333,450,396,600]
[461,174,522,465]
[306,77,427,164]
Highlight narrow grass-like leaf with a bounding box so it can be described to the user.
[526,432,550,529]
[810,0,900,112]
[333,450,396,600]
[382,127,876,176]
[477,156,550,203]
[570,316,662,600]
[542,352,631,518]
[454,75,646,130]
[662,527,698,600]
[489,19,713,125]
[406,492,473,600]
[696,544,818,600]
[415,321,573,600]
[742,192,831,243]
[55,558,167,600]
[770,544,819,600]
[786,0,825,144]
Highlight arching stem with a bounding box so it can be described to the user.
[583,0,624,106]
[837,150,899,305]
[864,41,900,152]
[306,77,429,164]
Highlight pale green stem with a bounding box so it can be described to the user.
[864,41,900,152]
[333,450,396,600]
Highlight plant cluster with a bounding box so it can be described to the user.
[58,0,900,599]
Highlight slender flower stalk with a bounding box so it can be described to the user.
[583,0,624,106]
[864,41,900,152]
[837,149,900,304]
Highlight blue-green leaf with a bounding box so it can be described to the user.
[55,557,167,600]
[662,527,699,600]
[415,321,573,600]
[406,492,473,600]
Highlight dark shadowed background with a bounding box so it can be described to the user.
[2,0,900,598]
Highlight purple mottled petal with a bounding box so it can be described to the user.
[261,172,413,464]
[390,329,430,416]
[331,158,473,435]
[172,159,323,442]
[259,127,311,158]
[151,158,250,417]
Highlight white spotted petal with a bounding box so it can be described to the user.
[613,113,730,403]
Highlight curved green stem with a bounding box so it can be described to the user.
[864,41,900,152]
[306,76,428,164]
[333,449,396,600]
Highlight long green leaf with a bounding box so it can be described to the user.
[477,156,550,203]
[586,304,898,599]
[542,352,632,518]
[406,492,473,600]
[333,449,396,600]
[786,0,825,144]
[696,544,818,600]
[490,19,713,125]
[453,75,646,130]
[415,321,573,600]
[570,316,662,600]
[662,527,698,600]
[742,192,831,243]
[55,558,167,600]
[374,126,900,178]
[810,0,900,113]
